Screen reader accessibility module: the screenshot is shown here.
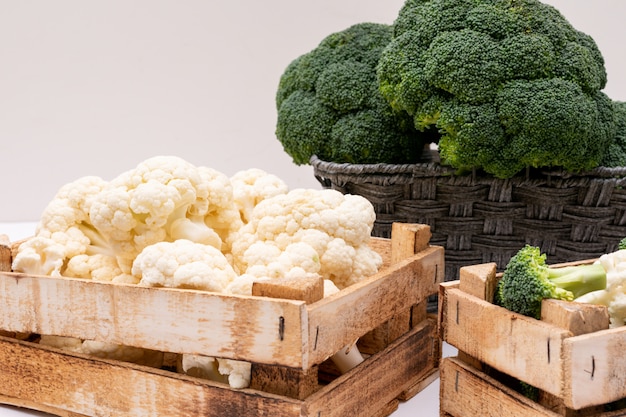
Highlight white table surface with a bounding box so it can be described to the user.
[0,221,457,417]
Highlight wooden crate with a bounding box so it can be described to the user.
[0,222,444,417]
[439,262,626,416]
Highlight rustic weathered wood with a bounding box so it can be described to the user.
[369,223,435,351]
[0,222,443,416]
[458,262,497,302]
[441,286,571,397]
[390,222,432,331]
[0,335,304,417]
[397,365,439,402]
[441,259,626,413]
[0,395,88,417]
[307,245,443,365]
[0,240,443,371]
[250,275,324,399]
[563,327,626,410]
[0,235,10,273]
[0,318,437,417]
[440,357,563,417]
[252,275,324,304]
[541,299,609,336]
[0,272,309,367]
[440,357,626,417]
[369,237,392,270]
[305,319,438,417]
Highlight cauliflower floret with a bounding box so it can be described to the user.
[12,237,66,277]
[12,176,109,277]
[216,358,252,389]
[132,239,237,292]
[230,168,289,224]
[88,156,241,273]
[225,274,268,296]
[575,250,626,328]
[181,354,228,383]
[608,291,626,328]
[64,253,127,282]
[231,188,382,289]
[36,176,109,258]
[240,241,321,281]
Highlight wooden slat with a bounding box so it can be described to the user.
[441,287,571,397]
[250,275,324,399]
[540,299,609,336]
[0,319,438,417]
[306,245,444,365]
[378,223,432,348]
[369,237,392,270]
[0,235,10,273]
[305,318,438,417]
[563,326,626,410]
[0,272,308,367]
[458,262,497,302]
[440,357,563,417]
[0,336,304,417]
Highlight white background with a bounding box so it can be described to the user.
[1,0,625,224]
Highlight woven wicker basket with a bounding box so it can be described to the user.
[311,153,626,283]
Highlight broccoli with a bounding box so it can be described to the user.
[619,237,626,251]
[275,22,425,165]
[496,245,607,319]
[377,0,617,178]
[600,101,626,168]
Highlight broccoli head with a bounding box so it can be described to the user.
[378,0,617,178]
[275,22,425,165]
[600,101,626,168]
[496,245,607,319]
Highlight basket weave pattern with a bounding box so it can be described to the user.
[311,155,626,282]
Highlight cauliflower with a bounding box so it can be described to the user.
[11,237,66,277]
[132,239,237,292]
[575,249,626,327]
[12,176,110,277]
[88,156,242,272]
[180,354,228,383]
[241,241,321,282]
[12,156,242,278]
[230,168,289,224]
[216,358,253,389]
[231,188,382,289]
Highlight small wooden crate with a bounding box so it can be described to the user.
[0,223,444,417]
[439,262,626,416]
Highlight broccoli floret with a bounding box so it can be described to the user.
[377,0,617,178]
[275,22,425,165]
[619,237,626,251]
[600,101,626,168]
[496,245,607,319]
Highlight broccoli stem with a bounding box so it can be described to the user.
[547,264,607,299]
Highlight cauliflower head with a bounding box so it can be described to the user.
[231,188,382,289]
[12,176,114,278]
[132,239,237,292]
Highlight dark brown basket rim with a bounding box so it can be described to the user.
[310,155,626,181]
